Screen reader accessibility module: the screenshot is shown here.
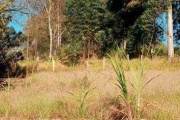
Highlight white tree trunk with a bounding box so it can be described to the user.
[46,0,53,60]
[49,13,53,60]
[167,4,174,61]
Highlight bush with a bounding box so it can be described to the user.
[174,47,180,56]
[0,51,25,78]
[154,43,167,56]
[57,44,81,66]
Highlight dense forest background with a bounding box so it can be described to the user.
[1,0,180,67]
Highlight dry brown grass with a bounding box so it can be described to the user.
[0,58,180,119]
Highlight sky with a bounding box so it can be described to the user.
[8,12,27,33]
[8,21,23,32]
[156,12,168,43]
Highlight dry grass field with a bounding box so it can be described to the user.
[0,57,180,120]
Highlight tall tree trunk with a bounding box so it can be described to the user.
[167,4,174,61]
[48,14,53,60]
[57,0,64,49]
[46,0,53,60]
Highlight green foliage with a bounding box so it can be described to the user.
[154,43,167,56]
[108,46,126,60]
[26,13,50,59]
[173,1,180,45]
[24,0,179,60]
[107,0,146,50]
[106,0,172,58]
[64,0,110,58]
[16,0,180,61]
[108,48,165,119]
[174,47,180,56]
[108,54,128,100]
[0,2,26,78]
[58,44,81,66]
[126,0,168,57]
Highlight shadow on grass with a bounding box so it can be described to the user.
[0,61,27,90]
[0,78,14,90]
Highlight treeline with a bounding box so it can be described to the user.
[1,0,180,67]
[0,1,26,77]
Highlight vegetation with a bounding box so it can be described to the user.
[23,0,180,63]
[1,0,180,120]
[0,1,26,78]
[0,59,180,119]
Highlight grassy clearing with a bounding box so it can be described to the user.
[0,57,180,119]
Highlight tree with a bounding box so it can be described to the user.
[50,0,65,55]
[167,2,174,60]
[26,13,49,58]
[0,1,26,77]
[106,0,146,56]
[65,0,107,61]
[126,0,168,57]
[106,0,175,59]
[54,0,65,49]
[44,0,53,60]
[24,0,65,59]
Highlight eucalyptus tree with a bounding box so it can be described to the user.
[166,0,173,60]
[24,0,65,59]
[44,0,53,60]
[26,12,49,58]
[50,0,65,55]
[53,0,65,49]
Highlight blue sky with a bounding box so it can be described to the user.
[8,21,23,32]
[156,12,167,43]
[8,12,27,33]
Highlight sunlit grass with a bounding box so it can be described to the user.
[0,57,180,119]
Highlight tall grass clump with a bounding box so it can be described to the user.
[0,83,12,118]
[108,48,162,119]
[108,48,133,120]
[59,76,95,119]
[1,76,12,118]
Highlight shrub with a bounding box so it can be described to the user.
[57,44,81,66]
[174,46,180,56]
